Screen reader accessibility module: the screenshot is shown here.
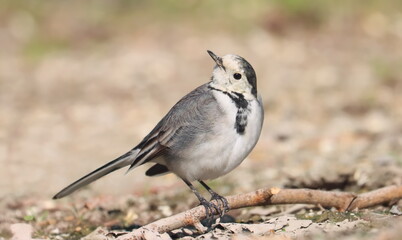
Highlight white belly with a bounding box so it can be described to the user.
[167,92,264,181]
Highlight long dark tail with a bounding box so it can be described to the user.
[53,150,137,199]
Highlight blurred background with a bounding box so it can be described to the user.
[1,0,401,200]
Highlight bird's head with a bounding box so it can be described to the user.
[207,50,257,99]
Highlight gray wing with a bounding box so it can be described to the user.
[128,83,222,169]
[53,83,220,199]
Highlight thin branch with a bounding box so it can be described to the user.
[112,185,402,240]
[347,185,402,210]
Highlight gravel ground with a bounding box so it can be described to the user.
[1,1,402,239]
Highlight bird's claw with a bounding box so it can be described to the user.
[200,198,220,217]
[210,193,230,217]
[199,198,220,226]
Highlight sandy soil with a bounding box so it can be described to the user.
[1,1,402,239]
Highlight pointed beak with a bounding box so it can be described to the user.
[207,50,225,71]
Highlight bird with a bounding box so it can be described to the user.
[53,50,264,218]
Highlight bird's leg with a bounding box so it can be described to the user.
[181,179,220,221]
[199,181,230,217]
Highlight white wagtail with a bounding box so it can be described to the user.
[53,50,264,217]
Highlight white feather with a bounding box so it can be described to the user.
[167,90,263,181]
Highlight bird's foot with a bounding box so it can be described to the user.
[210,192,230,217]
[199,198,221,218]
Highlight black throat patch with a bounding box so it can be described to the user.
[208,86,250,135]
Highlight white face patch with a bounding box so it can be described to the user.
[209,54,256,100]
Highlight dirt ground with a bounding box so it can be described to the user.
[1,1,402,239]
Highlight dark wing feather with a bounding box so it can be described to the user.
[53,84,219,199]
[128,83,220,169]
[145,163,170,176]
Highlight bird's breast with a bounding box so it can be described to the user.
[166,91,263,181]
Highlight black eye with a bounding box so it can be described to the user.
[233,73,242,80]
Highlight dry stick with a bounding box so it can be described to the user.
[347,185,402,210]
[117,185,402,240]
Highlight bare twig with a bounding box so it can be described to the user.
[113,185,402,240]
[347,185,402,210]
